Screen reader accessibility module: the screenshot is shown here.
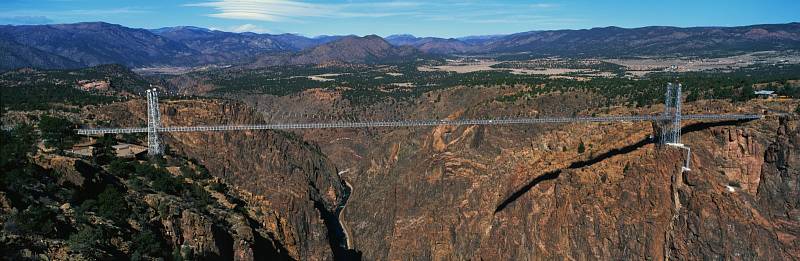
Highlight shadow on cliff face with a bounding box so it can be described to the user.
[568,137,653,169]
[248,216,295,261]
[212,225,235,260]
[493,118,756,214]
[494,170,562,213]
[680,119,755,134]
[494,136,653,214]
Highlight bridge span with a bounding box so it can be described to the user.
[76,114,760,135]
[76,83,763,159]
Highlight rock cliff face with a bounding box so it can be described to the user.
[88,95,798,260]
[93,99,352,260]
[663,117,797,259]
[710,128,766,194]
[334,112,799,259]
[275,90,796,259]
[755,116,800,259]
[138,183,290,261]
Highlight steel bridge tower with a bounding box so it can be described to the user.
[660,82,691,171]
[660,83,683,145]
[146,88,162,155]
[671,83,682,144]
[661,83,674,144]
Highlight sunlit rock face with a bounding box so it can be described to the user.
[338,113,797,260]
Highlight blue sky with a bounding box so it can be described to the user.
[0,0,798,38]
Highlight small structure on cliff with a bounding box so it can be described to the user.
[754,90,777,99]
[112,143,148,158]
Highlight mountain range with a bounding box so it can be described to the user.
[479,23,800,56]
[253,35,421,67]
[148,26,344,61]
[385,34,473,54]
[1,22,799,71]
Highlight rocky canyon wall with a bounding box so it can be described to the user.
[93,99,351,260]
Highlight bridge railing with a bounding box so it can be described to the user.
[76,114,761,135]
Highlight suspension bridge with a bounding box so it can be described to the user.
[77,83,762,165]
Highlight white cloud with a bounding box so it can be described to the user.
[229,23,273,33]
[187,0,335,22]
[209,23,274,33]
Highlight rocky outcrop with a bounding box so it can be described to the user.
[180,210,220,256]
[663,118,794,259]
[1,141,301,260]
[755,116,800,259]
[142,193,256,260]
[94,99,349,260]
[709,127,767,194]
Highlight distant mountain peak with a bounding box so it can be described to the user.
[252,34,421,66]
[359,34,384,40]
[457,34,507,41]
[385,34,474,54]
[50,21,125,30]
[322,35,393,50]
[386,34,417,39]
[150,26,212,34]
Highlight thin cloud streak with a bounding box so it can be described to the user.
[210,23,274,33]
[187,0,564,23]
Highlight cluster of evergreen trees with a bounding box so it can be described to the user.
[201,61,800,107]
[498,64,800,106]
[0,64,144,111]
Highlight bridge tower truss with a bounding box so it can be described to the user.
[660,83,691,171]
[661,83,674,144]
[660,83,684,145]
[146,88,162,155]
[671,83,682,144]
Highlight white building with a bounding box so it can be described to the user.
[754,90,777,99]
